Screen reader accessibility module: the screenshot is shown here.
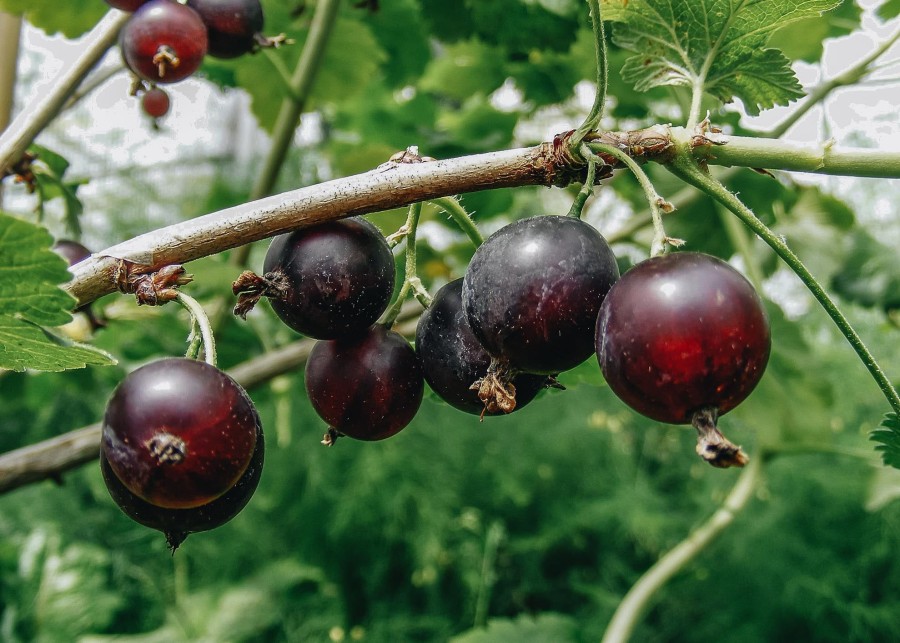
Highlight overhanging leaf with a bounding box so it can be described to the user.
[0,0,106,38]
[769,0,862,63]
[0,212,115,372]
[871,413,900,469]
[611,0,841,115]
[0,212,74,327]
[878,0,900,20]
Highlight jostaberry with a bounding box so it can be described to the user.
[140,86,170,119]
[416,279,546,416]
[462,215,619,375]
[105,0,151,11]
[186,0,265,59]
[120,0,208,84]
[101,358,260,509]
[305,325,423,442]
[101,427,263,551]
[596,252,771,467]
[235,217,395,340]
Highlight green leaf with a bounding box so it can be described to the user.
[611,0,841,115]
[0,0,105,38]
[0,212,74,326]
[466,0,579,54]
[419,40,508,101]
[233,15,387,132]
[831,230,900,312]
[769,0,862,63]
[0,213,115,371]
[29,144,86,236]
[871,413,900,469]
[877,0,900,20]
[0,317,115,371]
[451,614,580,643]
[363,0,432,87]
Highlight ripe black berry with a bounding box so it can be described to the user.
[101,427,264,551]
[416,279,546,416]
[305,324,423,442]
[596,252,770,424]
[120,0,208,84]
[141,86,170,119]
[52,239,91,266]
[235,217,395,340]
[101,358,260,509]
[462,215,619,375]
[186,0,265,59]
[106,0,151,10]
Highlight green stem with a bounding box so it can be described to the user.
[667,149,900,416]
[382,202,431,327]
[715,202,764,290]
[571,0,608,146]
[473,521,505,628]
[698,134,900,178]
[763,28,900,139]
[587,142,674,256]
[601,456,763,643]
[231,0,342,267]
[428,196,484,248]
[175,292,217,367]
[0,10,129,173]
[565,156,598,219]
[259,48,303,102]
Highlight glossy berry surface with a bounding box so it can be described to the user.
[101,428,264,551]
[101,358,260,509]
[596,252,771,424]
[263,218,395,340]
[186,0,264,59]
[141,87,170,119]
[416,279,545,415]
[120,0,208,84]
[462,215,619,375]
[306,325,423,441]
[106,0,150,10]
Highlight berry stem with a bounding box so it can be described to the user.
[382,202,431,327]
[585,143,678,256]
[601,454,764,643]
[667,146,900,417]
[692,407,749,468]
[259,48,304,102]
[570,0,608,150]
[428,196,484,248]
[175,292,217,367]
[565,154,598,220]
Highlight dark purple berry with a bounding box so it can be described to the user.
[186,0,265,59]
[120,0,208,84]
[416,279,546,415]
[101,358,260,509]
[462,215,619,375]
[141,86,170,119]
[101,427,263,551]
[305,325,423,442]
[256,218,395,340]
[596,252,771,425]
[106,0,151,11]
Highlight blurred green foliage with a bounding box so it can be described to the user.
[1,0,899,641]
